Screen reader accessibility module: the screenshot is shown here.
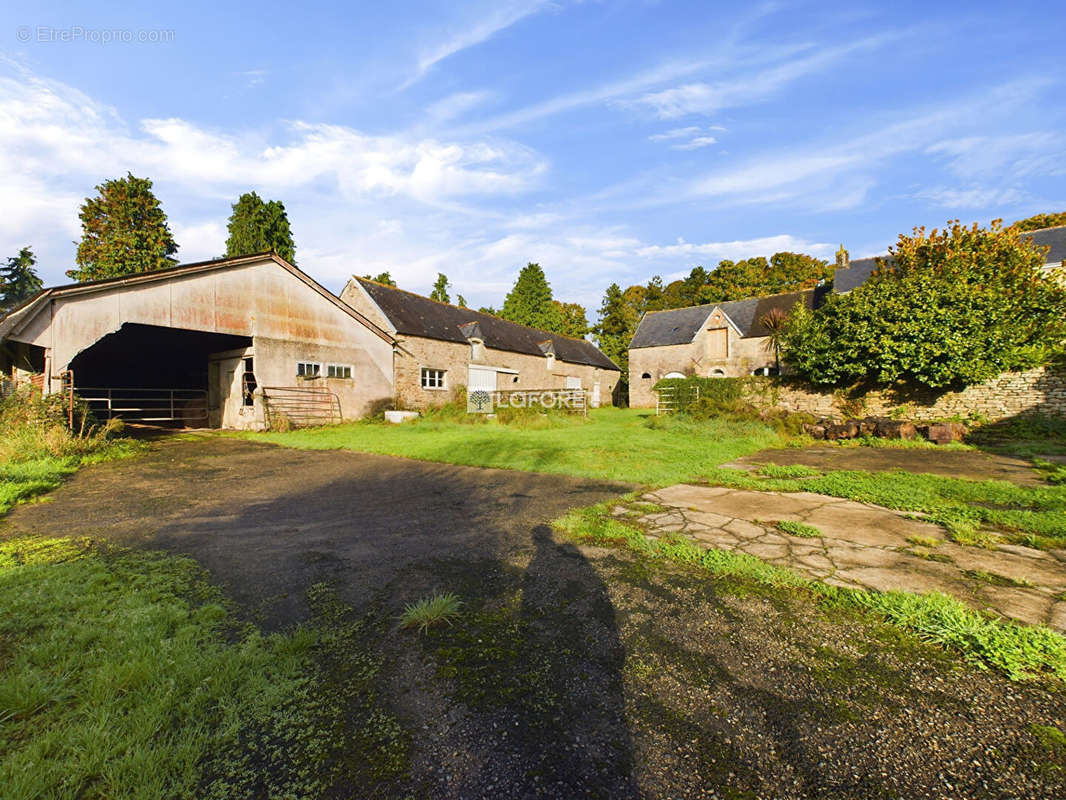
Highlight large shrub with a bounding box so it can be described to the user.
[781,220,1066,389]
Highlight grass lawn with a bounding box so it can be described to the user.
[244,407,784,485]
[0,536,406,799]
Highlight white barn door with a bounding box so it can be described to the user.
[468,366,497,394]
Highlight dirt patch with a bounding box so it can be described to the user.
[731,445,1047,486]
[3,435,627,629]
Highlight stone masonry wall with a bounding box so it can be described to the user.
[749,366,1066,422]
[395,335,620,410]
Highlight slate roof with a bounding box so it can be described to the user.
[353,278,620,371]
[629,290,815,349]
[832,256,892,293]
[1021,226,1066,266]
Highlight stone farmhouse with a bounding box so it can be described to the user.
[628,290,820,408]
[341,277,620,410]
[0,253,619,428]
[628,225,1066,409]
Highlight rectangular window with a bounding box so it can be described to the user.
[296,362,321,378]
[420,367,446,389]
[326,364,352,379]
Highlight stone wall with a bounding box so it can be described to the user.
[746,366,1066,422]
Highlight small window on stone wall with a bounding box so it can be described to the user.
[421,367,446,389]
[641,372,651,379]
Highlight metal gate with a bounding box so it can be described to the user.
[77,387,209,425]
[261,386,341,428]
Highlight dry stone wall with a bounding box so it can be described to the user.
[744,365,1066,422]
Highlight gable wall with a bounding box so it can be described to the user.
[629,312,777,407]
[9,260,395,420]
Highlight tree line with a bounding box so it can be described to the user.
[4,170,1064,389]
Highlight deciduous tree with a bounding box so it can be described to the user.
[430,273,451,303]
[361,272,396,286]
[594,283,637,373]
[554,300,589,338]
[68,173,178,281]
[781,220,1066,389]
[1013,211,1066,233]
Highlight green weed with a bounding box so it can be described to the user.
[776,520,823,538]
[399,593,464,633]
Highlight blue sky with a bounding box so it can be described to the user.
[1,1,1064,313]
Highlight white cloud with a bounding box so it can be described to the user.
[401,1,549,89]
[635,234,835,262]
[672,136,717,151]
[0,65,552,295]
[926,133,1066,179]
[236,69,269,88]
[648,126,719,151]
[648,126,701,142]
[915,186,1024,209]
[631,35,895,119]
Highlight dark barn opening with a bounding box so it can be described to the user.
[70,323,252,427]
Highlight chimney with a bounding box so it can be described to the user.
[835,244,850,269]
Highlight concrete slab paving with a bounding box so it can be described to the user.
[640,483,1066,632]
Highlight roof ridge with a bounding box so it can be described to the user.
[353,275,598,346]
[1020,224,1066,233]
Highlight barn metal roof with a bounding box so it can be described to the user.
[629,289,815,349]
[354,277,620,371]
[0,252,395,344]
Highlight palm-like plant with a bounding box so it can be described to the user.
[759,308,788,373]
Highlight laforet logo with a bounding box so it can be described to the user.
[467,389,493,413]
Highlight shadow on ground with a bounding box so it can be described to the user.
[6,435,1066,799]
[4,435,639,797]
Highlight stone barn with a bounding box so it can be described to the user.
[0,253,396,429]
[627,290,817,408]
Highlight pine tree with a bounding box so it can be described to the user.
[430,273,451,303]
[500,263,564,331]
[457,295,468,308]
[225,191,296,263]
[0,247,43,309]
[68,173,178,281]
[593,283,633,372]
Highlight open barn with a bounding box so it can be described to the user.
[0,253,395,429]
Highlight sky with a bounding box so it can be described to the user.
[0,0,1064,314]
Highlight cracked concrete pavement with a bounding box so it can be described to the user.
[631,484,1066,632]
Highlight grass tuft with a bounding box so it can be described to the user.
[399,593,464,633]
[776,520,823,538]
